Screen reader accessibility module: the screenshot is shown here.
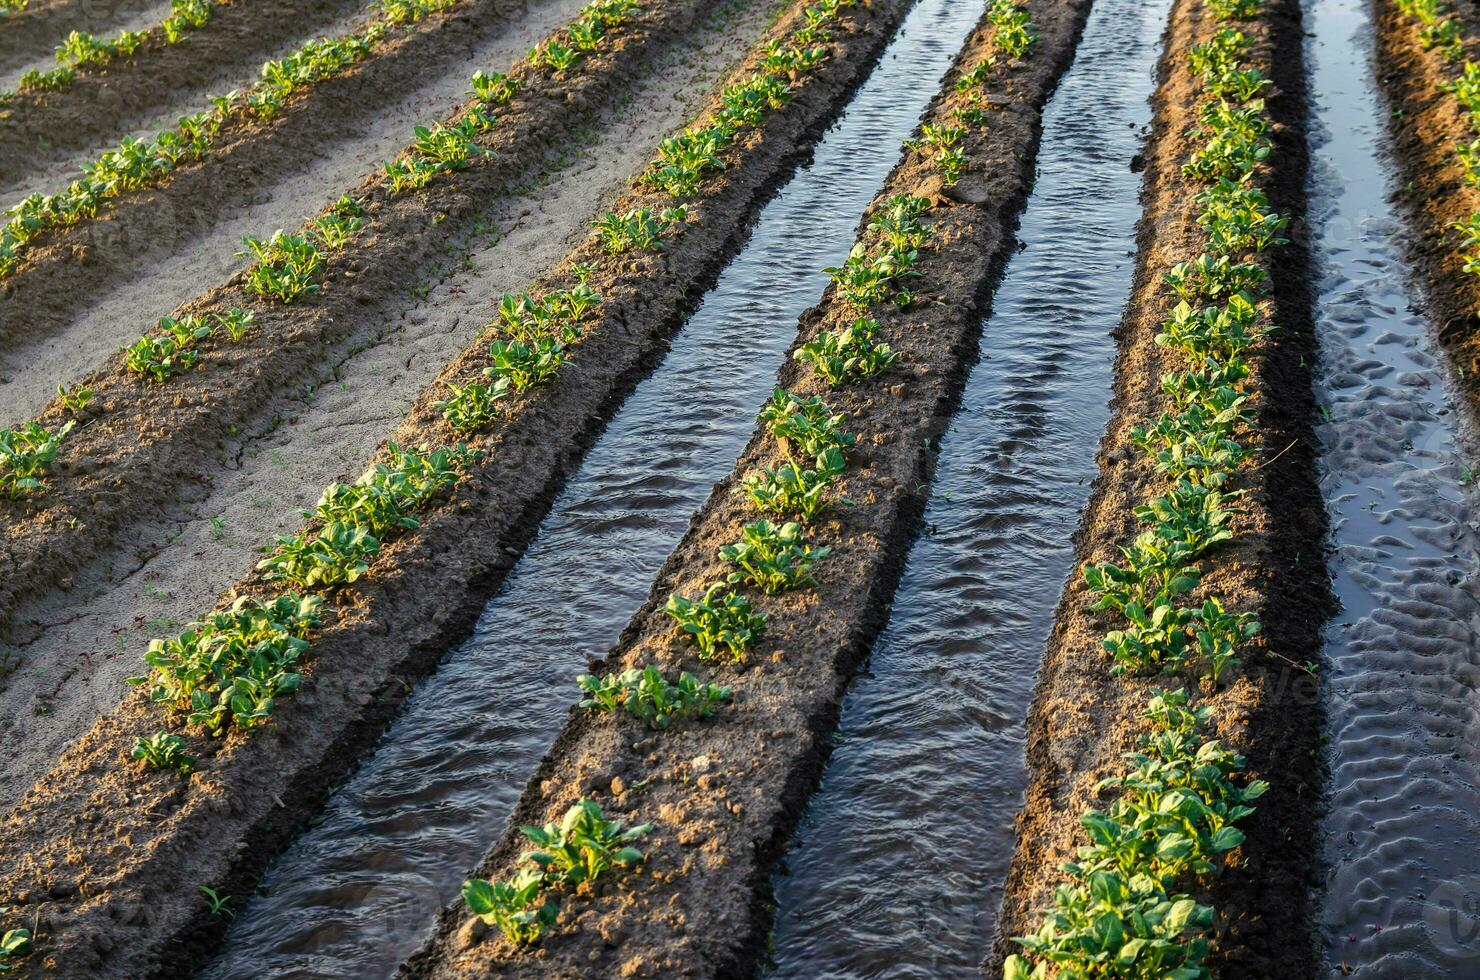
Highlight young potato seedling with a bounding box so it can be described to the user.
[0,420,76,498]
[665,583,765,661]
[520,798,654,886]
[577,665,731,727]
[131,731,195,775]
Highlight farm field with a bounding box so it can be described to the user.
[1,0,1478,974]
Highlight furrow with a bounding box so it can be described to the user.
[398,0,1094,974]
[0,0,922,972]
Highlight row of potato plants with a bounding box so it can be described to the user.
[1391,0,1480,285]
[465,0,1035,952]
[90,0,878,951]
[6,0,217,96]
[433,0,854,440]
[119,0,656,764]
[451,0,902,944]
[0,0,465,282]
[1004,0,1287,975]
[0,0,639,513]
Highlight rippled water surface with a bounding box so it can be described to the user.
[204,0,990,974]
[1306,0,1480,974]
[764,0,1166,973]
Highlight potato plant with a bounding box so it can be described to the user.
[461,871,557,945]
[125,314,215,383]
[1007,692,1266,978]
[521,798,654,885]
[128,594,322,735]
[1015,0,1281,971]
[0,421,75,499]
[665,583,765,661]
[794,316,900,386]
[720,519,830,593]
[757,388,857,459]
[593,206,687,253]
[462,798,652,946]
[131,732,195,775]
[0,929,30,973]
[988,0,1037,59]
[577,665,731,727]
[259,443,476,587]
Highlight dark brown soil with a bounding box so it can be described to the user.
[0,0,552,355]
[397,1,1097,976]
[989,0,1331,976]
[1374,0,1480,413]
[0,0,368,182]
[0,0,733,649]
[0,0,162,76]
[0,0,927,973]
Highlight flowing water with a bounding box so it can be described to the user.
[203,0,991,973]
[763,0,1167,974]
[1305,0,1480,974]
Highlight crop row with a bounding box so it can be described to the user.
[0,0,730,649]
[111,0,869,950]
[1391,2,1480,291]
[401,2,1096,974]
[0,0,464,281]
[0,0,918,969]
[2,0,217,96]
[1002,0,1297,975]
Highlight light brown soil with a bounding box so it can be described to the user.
[0,0,780,809]
[0,0,376,182]
[398,0,1098,976]
[0,0,587,417]
[0,0,926,973]
[989,0,1331,975]
[0,0,733,652]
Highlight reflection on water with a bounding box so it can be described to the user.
[766,0,1166,973]
[204,0,989,974]
[1305,0,1480,974]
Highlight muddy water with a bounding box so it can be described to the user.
[761,0,1166,974]
[201,0,989,974]
[1305,0,1480,974]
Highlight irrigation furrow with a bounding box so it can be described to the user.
[0,0,165,77]
[0,0,368,183]
[0,0,583,379]
[199,1,989,973]
[399,0,1093,974]
[0,0,921,972]
[0,0,739,653]
[1309,0,1480,972]
[991,0,1331,973]
[763,0,1165,972]
[0,0,768,815]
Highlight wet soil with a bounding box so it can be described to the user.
[198,0,987,974]
[1313,0,1480,974]
[0,0,924,973]
[989,0,1333,975]
[1374,0,1480,411]
[0,0,771,812]
[398,0,1099,975]
[764,0,1167,972]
